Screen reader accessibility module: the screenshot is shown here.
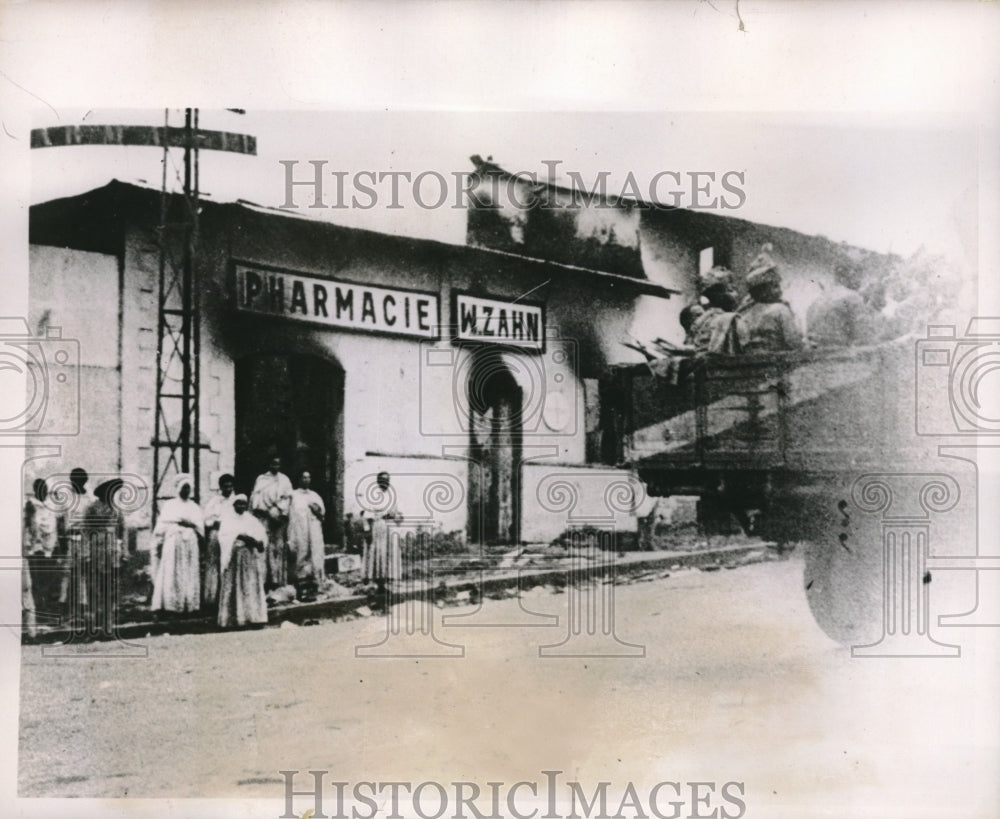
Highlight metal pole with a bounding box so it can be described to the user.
[191,109,201,501]
[151,109,170,526]
[180,108,193,478]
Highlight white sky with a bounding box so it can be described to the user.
[29,108,979,266]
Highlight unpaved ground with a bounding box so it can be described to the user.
[18,557,1000,817]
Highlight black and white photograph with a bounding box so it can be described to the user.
[1,3,999,818]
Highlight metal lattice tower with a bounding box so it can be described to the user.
[148,109,257,520]
[31,110,256,523]
[151,108,203,517]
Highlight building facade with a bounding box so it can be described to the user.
[28,180,674,551]
[28,160,902,554]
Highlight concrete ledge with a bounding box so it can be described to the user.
[23,541,782,645]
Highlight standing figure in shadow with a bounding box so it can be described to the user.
[362,471,403,609]
[250,456,293,592]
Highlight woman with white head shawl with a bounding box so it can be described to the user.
[217,493,268,628]
[151,474,204,613]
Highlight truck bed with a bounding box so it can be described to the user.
[620,337,925,478]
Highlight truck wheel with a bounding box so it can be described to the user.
[800,482,884,647]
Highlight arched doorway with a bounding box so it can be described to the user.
[235,354,344,542]
[467,350,523,545]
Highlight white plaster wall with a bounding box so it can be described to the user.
[521,462,642,543]
[343,455,468,535]
[26,244,121,491]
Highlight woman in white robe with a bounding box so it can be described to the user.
[250,457,293,591]
[151,474,204,613]
[288,471,326,599]
[217,494,268,628]
[362,472,403,594]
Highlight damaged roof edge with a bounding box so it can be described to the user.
[468,154,896,262]
[30,180,678,299]
[231,198,677,298]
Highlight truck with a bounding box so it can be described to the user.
[608,334,960,647]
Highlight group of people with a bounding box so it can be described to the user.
[151,457,328,628]
[22,468,126,638]
[680,243,899,356]
[21,458,328,636]
[23,458,405,637]
[149,460,405,626]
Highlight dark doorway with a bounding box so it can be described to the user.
[467,351,523,545]
[235,354,344,541]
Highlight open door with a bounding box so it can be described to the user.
[467,350,523,545]
[235,353,344,541]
